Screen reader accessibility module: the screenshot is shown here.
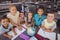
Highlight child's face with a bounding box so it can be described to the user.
[37,9,44,16]
[28,13,32,19]
[47,13,54,22]
[9,6,17,14]
[1,19,9,27]
[20,13,24,18]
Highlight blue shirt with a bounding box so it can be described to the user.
[34,14,46,26]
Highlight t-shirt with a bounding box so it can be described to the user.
[7,11,19,24]
[42,19,56,29]
[0,23,13,35]
[34,14,46,26]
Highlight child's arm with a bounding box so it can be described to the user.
[46,23,56,32]
[49,27,56,32]
[17,25,22,31]
[41,25,46,30]
[3,32,12,39]
[9,18,18,26]
[47,29,54,32]
[41,25,51,32]
[17,16,20,25]
[11,27,17,35]
[9,18,22,30]
[44,29,52,32]
[51,29,55,32]
[31,20,35,27]
[51,23,56,32]
[41,26,55,32]
[9,18,22,31]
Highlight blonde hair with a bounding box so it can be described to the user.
[9,4,16,10]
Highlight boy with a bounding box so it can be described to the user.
[0,17,17,40]
[7,5,22,30]
[36,12,56,40]
[34,6,46,27]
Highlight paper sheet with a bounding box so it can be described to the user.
[8,28,26,40]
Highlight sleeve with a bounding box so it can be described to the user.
[39,15,46,24]
[0,27,4,35]
[9,23,13,28]
[52,22,57,29]
[0,27,2,35]
[41,20,45,26]
[33,14,37,20]
[33,14,40,24]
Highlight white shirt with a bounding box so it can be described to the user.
[7,11,19,24]
[0,23,13,35]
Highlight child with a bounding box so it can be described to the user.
[27,12,34,26]
[7,5,22,30]
[36,12,56,40]
[34,6,46,27]
[19,12,27,23]
[26,22,35,36]
[0,17,17,40]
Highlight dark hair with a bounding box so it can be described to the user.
[1,15,10,22]
[27,22,31,24]
[20,21,25,24]
[47,11,55,15]
[28,12,33,14]
[37,6,44,11]
[20,12,24,14]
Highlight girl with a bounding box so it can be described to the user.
[26,12,34,26]
[7,5,22,30]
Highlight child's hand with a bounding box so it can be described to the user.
[20,27,22,31]
[14,33,17,35]
[8,35,12,40]
[45,29,52,32]
[18,26,22,31]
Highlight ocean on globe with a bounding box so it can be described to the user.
[27,27,35,36]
